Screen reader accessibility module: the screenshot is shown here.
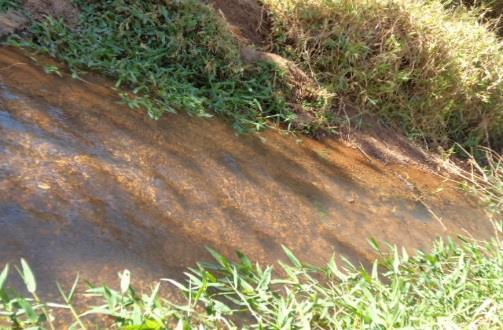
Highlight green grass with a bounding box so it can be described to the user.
[8,0,296,133]
[0,0,20,12]
[1,2,501,328]
[262,0,503,152]
[1,232,502,329]
[7,0,503,154]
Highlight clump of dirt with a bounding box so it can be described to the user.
[0,10,28,39]
[22,0,79,27]
[240,46,325,128]
[208,0,330,129]
[207,0,267,46]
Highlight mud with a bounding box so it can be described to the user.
[0,47,494,297]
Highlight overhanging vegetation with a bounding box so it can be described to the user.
[1,232,502,328]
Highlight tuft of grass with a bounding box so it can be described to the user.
[443,146,503,220]
[0,0,20,12]
[262,0,503,153]
[443,1,503,20]
[8,0,296,133]
[1,234,502,329]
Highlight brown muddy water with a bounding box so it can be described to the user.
[0,47,494,296]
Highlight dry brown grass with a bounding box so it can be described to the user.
[262,0,503,153]
[442,146,502,220]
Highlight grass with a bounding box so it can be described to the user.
[262,0,503,152]
[440,1,503,35]
[1,232,502,329]
[8,0,296,133]
[0,0,20,12]
[442,145,503,220]
[0,1,501,328]
[444,1,503,18]
[6,0,503,155]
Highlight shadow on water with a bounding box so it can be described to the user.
[0,47,494,297]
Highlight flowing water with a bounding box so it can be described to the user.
[0,47,494,295]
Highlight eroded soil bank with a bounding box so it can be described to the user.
[0,47,494,295]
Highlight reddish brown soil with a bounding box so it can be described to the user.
[208,0,268,46]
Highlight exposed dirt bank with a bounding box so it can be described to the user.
[208,0,268,46]
[0,47,493,296]
[0,0,458,169]
[23,0,79,26]
[207,0,445,169]
[0,0,78,39]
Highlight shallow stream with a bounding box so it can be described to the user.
[0,47,493,295]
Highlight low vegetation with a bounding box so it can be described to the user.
[0,0,19,12]
[445,0,503,20]
[443,146,503,220]
[5,0,500,154]
[486,0,503,18]
[1,231,502,329]
[9,0,297,133]
[0,1,502,328]
[262,0,503,152]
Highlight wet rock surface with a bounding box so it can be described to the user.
[0,47,494,296]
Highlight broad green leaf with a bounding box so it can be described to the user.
[125,319,163,330]
[236,251,253,271]
[16,297,38,322]
[368,238,381,252]
[207,247,230,269]
[20,259,36,293]
[281,245,302,268]
[0,264,8,290]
